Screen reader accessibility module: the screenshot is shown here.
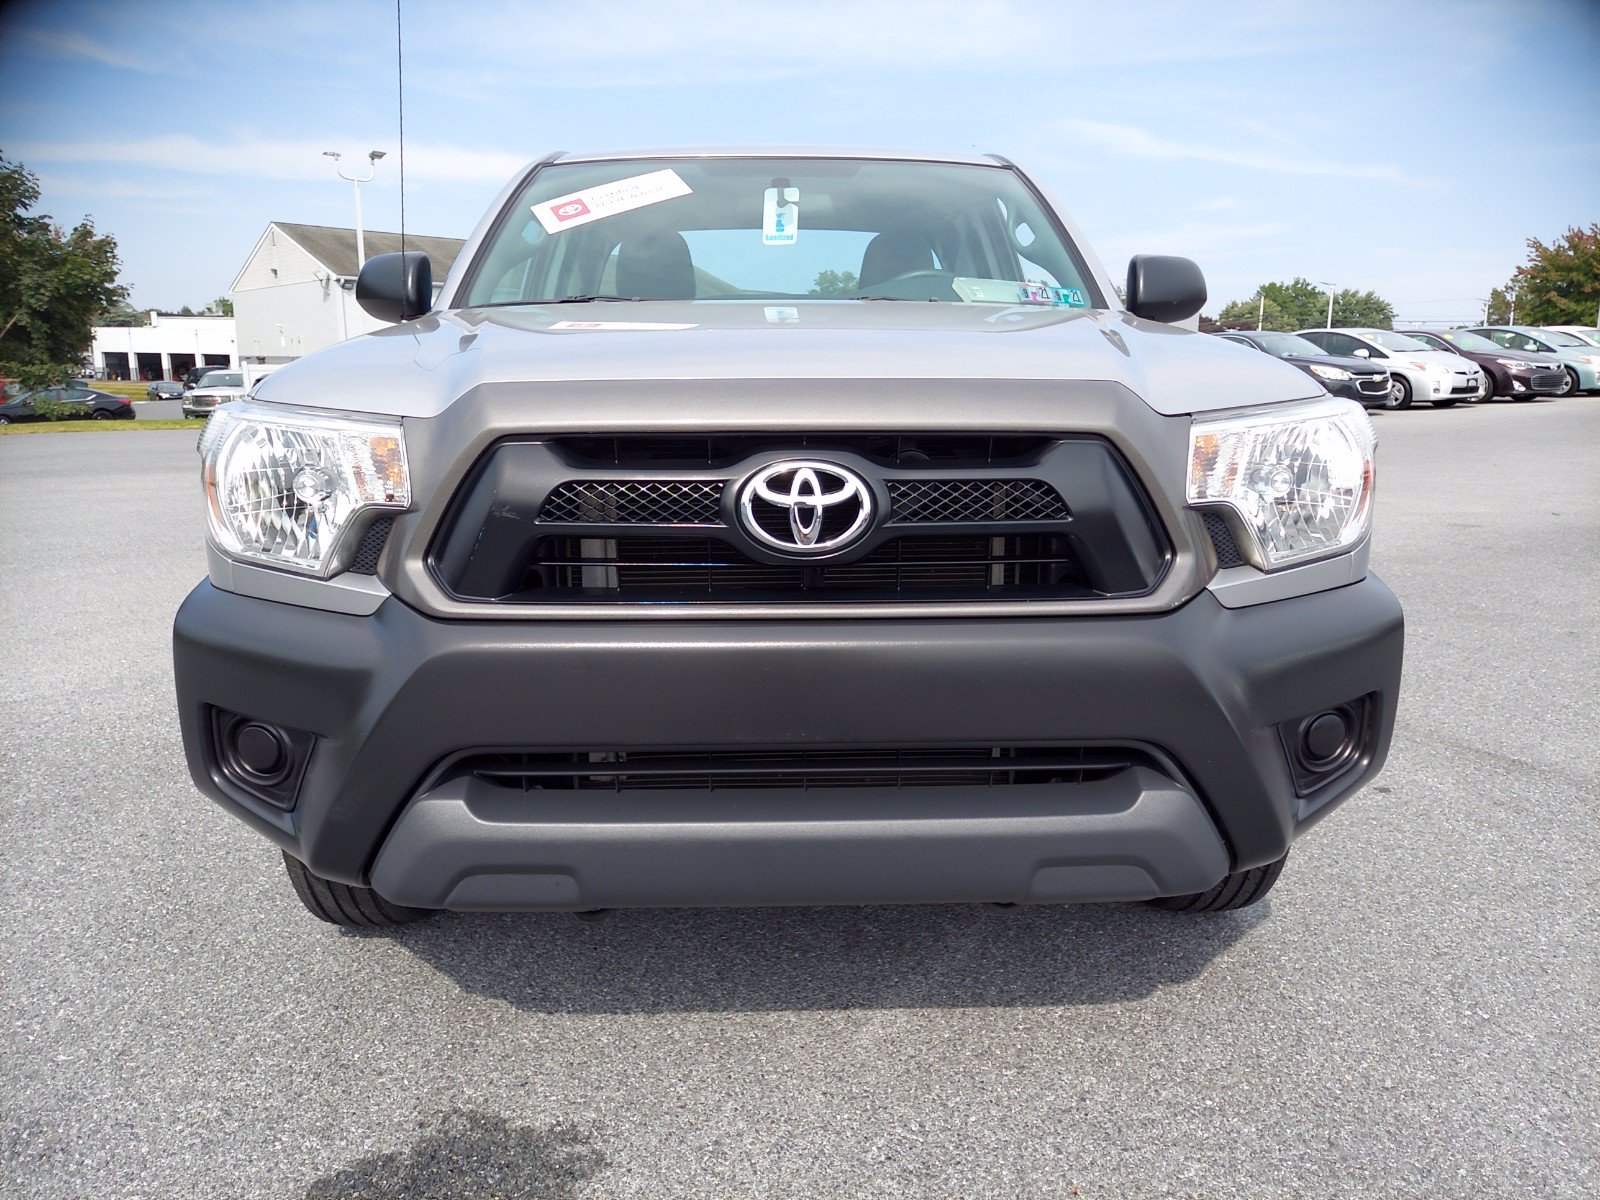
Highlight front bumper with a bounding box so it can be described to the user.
[174,572,1404,911]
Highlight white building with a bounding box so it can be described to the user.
[231,222,464,368]
[91,313,236,382]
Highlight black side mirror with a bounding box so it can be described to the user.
[355,251,433,323]
[1125,255,1206,323]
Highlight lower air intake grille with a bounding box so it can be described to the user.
[347,516,395,575]
[888,478,1068,522]
[465,746,1142,792]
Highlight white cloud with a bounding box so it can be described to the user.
[1055,117,1439,187]
[12,135,528,186]
[20,28,161,72]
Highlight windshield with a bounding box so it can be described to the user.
[1434,330,1499,353]
[203,372,243,387]
[1541,329,1586,347]
[459,157,1101,308]
[1252,332,1329,357]
[1365,331,1431,352]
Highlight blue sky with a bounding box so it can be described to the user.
[1,0,1596,324]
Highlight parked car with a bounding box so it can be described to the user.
[182,371,247,418]
[0,385,135,424]
[175,147,1403,928]
[1540,325,1600,349]
[1466,326,1600,394]
[183,364,233,392]
[1395,328,1570,400]
[146,380,186,401]
[1213,329,1397,408]
[1296,328,1483,408]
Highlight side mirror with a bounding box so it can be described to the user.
[1352,347,1371,358]
[1125,254,1206,323]
[355,251,433,323]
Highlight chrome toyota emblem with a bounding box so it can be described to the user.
[737,460,874,555]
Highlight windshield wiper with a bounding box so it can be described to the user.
[471,295,643,308]
[853,295,939,302]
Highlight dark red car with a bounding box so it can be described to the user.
[1396,329,1570,401]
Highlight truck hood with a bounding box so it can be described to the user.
[254,301,1323,419]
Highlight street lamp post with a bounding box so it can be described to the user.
[1317,281,1336,329]
[323,150,387,270]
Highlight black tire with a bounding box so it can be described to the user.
[1479,371,1497,402]
[1387,376,1413,410]
[281,851,432,927]
[92,408,113,420]
[0,415,11,425]
[1558,368,1578,397]
[1149,851,1289,913]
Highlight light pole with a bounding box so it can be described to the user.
[1317,281,1336,329]
[323,150,387,269]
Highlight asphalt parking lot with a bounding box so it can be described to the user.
[2,400,1595,1199]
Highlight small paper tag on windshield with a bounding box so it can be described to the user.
[532,169,693,234]
[762,187,799,246]
[548,320,697,331]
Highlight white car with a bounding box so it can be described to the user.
[182,370,248,419]
[1296,328,1484,409]
[1542,325,1600,349]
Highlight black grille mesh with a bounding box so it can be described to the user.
[524,534,1091,600]
[540,480,724,525]
[347,516,394,575]
[466,746,1140,792]
[1202,511,1246,569]
[888,478,1068,523]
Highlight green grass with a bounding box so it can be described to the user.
[0,419,196,435]
[91,381,152,399]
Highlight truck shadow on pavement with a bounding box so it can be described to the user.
[303,1107,604,1200]
[378,900,1266,1014]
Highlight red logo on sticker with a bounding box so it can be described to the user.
[553,199,590,221]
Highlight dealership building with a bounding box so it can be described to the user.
[91,313,236,382]
[230,222,464,369]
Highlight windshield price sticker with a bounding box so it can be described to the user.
[532,169,693,234]
[762,187,799,246]
[1017,282,1088,307]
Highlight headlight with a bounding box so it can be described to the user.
[200,401,410,577]
[1494,358,1536,370]
[1308,364,1353,382]
[1406,361,1432,373]
[1188,397,1376,572]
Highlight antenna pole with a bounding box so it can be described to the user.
[396,0,407,262]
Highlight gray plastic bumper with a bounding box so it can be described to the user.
[369,765,1229,910]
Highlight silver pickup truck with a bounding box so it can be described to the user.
[174,148,1403,928]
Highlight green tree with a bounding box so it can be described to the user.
[808,269,859,297]
[97,301,150,327]
[1212,277,1394,332]
[1485,283,1518,325]
[1498,224,1599,326]
[0,152,127,380]
[211,296,234,317]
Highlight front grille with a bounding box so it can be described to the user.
[888,478,1068,523]
[463,745,1142,792]
[1356,376,1390,394]
[522,534,1095,600]
[540,480,723,525]
[429,434,1172,607]
[1531,373,1565,391]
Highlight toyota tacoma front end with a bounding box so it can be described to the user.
[174,149,1403,926]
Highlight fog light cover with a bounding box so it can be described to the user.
[201,401,409,576]
[1188,396,1376,570]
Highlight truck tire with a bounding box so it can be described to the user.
[1149,851,1288,912]
[281,852,432,927]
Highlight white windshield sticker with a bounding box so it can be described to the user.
[532,169,693,234]
[762,187,799,246]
